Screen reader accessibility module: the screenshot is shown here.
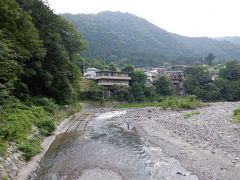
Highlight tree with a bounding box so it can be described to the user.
[0,0,47,101]
[112,85,129,100]
[108,62,118,71]
[130,70,147,85]
[219,61,240,81]
[184,65,216,100]
[205,53,215,66]
[153,76,171,96]
[130,83,145,102]
[0,31,20,105]
[122,64,134,73]
[16,0,87,104]
[128,70,147,102]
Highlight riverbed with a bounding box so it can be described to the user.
[30,102,240,180]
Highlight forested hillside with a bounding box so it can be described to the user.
[1,0,86,105]
[63,11,240,66]
[216,36,240,46]
[0,0,86,158]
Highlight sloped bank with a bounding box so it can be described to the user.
[0,101,82,180]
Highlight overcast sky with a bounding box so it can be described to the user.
[47,0,240,37]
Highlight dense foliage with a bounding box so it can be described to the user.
[0,0,85,159]
[153,76,171,96]
[63,11,240,66]
[184,61,240,101]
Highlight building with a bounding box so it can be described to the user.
[209,68,219,81]
[83,68,100,79]
[144,67,167,86]
[171,65,187,71]
[145,71,158,83]
[95,70,131,86]
[165,71,184,95]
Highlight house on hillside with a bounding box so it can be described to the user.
[145,71,158,82]
[144,67,167,86]
[165,71,184,95]
[83,68,100,79]
[95,70,131,87]
[209,68,219,81]
[171,65,187,71]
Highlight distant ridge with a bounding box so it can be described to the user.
[63,11,240,66]
[215,36,240,46]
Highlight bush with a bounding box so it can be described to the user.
[0,138,7,157]
[233,108,240,123]
[0,102,49,154]
[36,119,56,136]
[18,139,41,161]
[24,97,58,114]
[0,99,81,158]
[53,102,81,122]
[159,96,206,110]
[116,96,206,110]
[182,110,200,119]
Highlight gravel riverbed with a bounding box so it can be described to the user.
[114,101,240,180]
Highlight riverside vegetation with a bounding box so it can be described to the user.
[233,108,240,123]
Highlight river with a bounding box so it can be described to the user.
[32,110,198,180]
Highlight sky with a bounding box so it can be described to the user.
[47,0,240,37]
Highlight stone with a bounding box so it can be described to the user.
[13,154,18,161]
[12,165,18,171]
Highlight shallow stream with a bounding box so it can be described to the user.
[32,110,198,180]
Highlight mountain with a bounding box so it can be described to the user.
[215,36,240,46]
[63,11,240,66]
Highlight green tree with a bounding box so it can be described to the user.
[183,65,220,100]
[0,0,46,100]
[219,61,240,81]
[128,70,147,101]
[0,31,20,105]
[112,85,129,101]
[205,53,215,66]
[108,62,118,71]
[16,0,87,104]
[122,64,134,73]
[130,70,147,85]
[153,76,171,96]
[130,83,145,102]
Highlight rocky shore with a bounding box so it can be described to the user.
[114,101,240,180]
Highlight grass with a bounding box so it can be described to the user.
[116,96,206,110]
[0,98,81,160]
[233,108,240,123]
[18,138,41,161]
[182,110,200,119]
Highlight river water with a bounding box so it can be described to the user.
[32,110,198,180]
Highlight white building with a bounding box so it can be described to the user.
[83,68,100,79]
[95,71,131,86]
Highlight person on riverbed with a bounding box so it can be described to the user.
[126,121,131,130]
